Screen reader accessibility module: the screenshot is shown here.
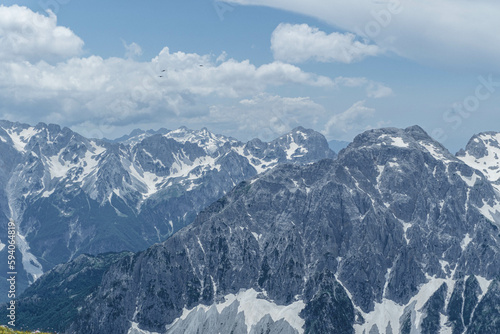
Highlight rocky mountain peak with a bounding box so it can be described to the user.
[456,132,500,189]
[342,125,456,165]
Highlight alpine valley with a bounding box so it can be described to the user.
[4,125,500,334]
[0,120,335,298]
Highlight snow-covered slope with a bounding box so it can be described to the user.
[159,289,305,334]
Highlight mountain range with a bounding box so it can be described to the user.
[0,120,335,298]
[6,125,500,333]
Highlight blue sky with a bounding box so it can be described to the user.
[1,0,500,151]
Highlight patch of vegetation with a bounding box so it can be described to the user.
[0,326,52,334]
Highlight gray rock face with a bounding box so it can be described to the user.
[9,125,500,333]
[447,278,466,333]
[0,120,334,298]
[300,272,355,334]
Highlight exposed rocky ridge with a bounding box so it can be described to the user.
[0,120,334,298]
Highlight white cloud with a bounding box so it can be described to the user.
[152,47,333,98]
[0,5,83,62]
[323,100,375,137]
[216,51,228,63]
[0,21,333,138]
[123,41,143,59]
[271,23,381,63]
[224,0,500,71]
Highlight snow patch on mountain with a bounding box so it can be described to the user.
[124,160,163,198]
[354,275,463,334]
[457,132,500,192]
[164,127,237,154]
[251,232,262,241]
[47,148,73,179]
[16,233,44,282]
[458,151,500,180]
[2,126,40,153]
[286,141,300,160]
[476,276,492,300]
[233,146,274,174]
[379,134,409,148]
[128,322,161,334]
[420,142,453,163]
[41,188,55,198]
[284,133,309,159]
[354,298,402,334]
[166,289,305,334]
[169,154,218,179]
[460,233,472,250]
[477,198,500,224]
[456,171,481,187]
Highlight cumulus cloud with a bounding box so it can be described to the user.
[0,5,83,62]
[271,23,381,63]
[152,47,333,98]
[0,4,334,128]
[224,0,500,71]
[0,40,333,138]
[323,100,375,137]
